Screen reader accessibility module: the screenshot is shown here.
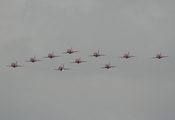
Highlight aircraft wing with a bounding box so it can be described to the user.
[62,52,68,54]
[101,66,116,69]
[54,69,59,70]
[35,60,42,61]
[110,66,116,68]
[89,55,94,57]
[100,67,106,69]
[43,56,49,58]
[80,61,87,62]
[162,56,168,58]
[129,56,136,57]
[54,55,60,57]
[64,68,70,70]
[7,65,12,67]
[99,54,105,56]
[17,65,23,67]
[72,51,79,53]
[70,62,76,63]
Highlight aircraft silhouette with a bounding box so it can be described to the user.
[26,56,42,63]
[44,52,60,59]
[7,61,23,68]
[54,64,70,71]
[63,47,79,54]
[120,52,136,59]
[152,52,168,59]
[89,50,105,57]
[101,62,116,69]
[71,57,87,64]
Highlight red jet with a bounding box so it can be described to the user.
[152,52,168,59]
[71,57,87,64]
[54,64,70,71]
[120,52,136,59]
[63,47,79,54]
[44,52,60,59]
[7,61,23,68]
[101,62,116,69]
[26,56,42,63]
[89,50,105,57]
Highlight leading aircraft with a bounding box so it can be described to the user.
[152,52,168,59]
[120,52,136,59]
[54,64,70,71]
[101,62,116,69]
[62,47,79,54]
[89,50,105,57]
[71,57,87,64]
[7,61,23,68]
[44,52,60,59]
[25,56,42,63]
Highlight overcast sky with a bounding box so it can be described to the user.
[1,0,175,120]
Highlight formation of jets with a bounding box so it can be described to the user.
[7,47,168,71]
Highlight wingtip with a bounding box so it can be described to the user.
[82,61,87,62]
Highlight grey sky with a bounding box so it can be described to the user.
[1,0,175,120]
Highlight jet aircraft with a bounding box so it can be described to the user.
[101,62,116,69]
[26,56,42,63]
[54,64,70,71]
[152,52,168,59]
[71,57,87,64]
[120,52,136,59]
[7,61,23,68]
[44,52,60,59]
[63,47,79,54]
[89,50,105,57]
